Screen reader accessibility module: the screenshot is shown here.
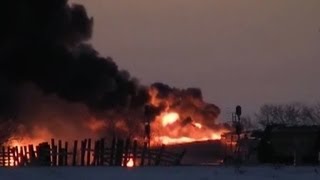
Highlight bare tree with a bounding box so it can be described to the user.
[256,103,320,128]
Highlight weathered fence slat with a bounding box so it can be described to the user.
[140,141,148,166]
[86,138,92,166]
[80,139,87,166]
[123,138,130,167]
[132,140,137,167]
[64,142,68,166]
[72,140,78,166]
[115,139,124,166]
[109,137,116,166]
[99,138,105,166]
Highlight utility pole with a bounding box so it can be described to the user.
[234,105,242,163]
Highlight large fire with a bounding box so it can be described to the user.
[150,111,227,146]
[148,85,228,146]
[4,86,228,151]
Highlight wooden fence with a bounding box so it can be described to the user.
[0,138,186,167]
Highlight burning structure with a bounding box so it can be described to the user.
[0,0,230,152]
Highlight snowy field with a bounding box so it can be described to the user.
[0,166,320,180]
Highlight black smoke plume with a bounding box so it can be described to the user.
[0,0,221,144]
[0,0,149,143]
[0,0,148,112]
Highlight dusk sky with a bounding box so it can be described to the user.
[71,0,320,120]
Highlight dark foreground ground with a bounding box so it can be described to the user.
[0,166,319,180]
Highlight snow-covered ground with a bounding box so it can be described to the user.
[0,166,320,180]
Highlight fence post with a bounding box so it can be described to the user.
[72,140,78,166]
[115,139,124,166]
[12,147,18,166]
[7,147,11,167]
[2,146,5,166]
[86,138,92,166]
[132,140,137,167]
[80,139,87,166]
[28,145,36,166]
[19,146,25,166]
[51,139,55,166]
[99,138,105,166]
[123,138,130,167]
[140,142,148,166]
[64,142,69,166]
[92,140,98,166]
[58,140,63,166]
[110,137,116,166]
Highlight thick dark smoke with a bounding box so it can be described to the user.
[0,0,221,144]
[0,0,149,143]
[0,0,148,112]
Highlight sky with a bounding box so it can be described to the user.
[71,0,320,120]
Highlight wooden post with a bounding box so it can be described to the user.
[38,143,51,166]
[28,145,36,166]
[109,137,116,166]
[2,146,5,166]
[23,146,28,162]
[86,138,92,166]
[64,142,68,166]
[14,146,19,166]
[93,140,99,166]
[115,139,124,166]
[99,138,105,166]
[140,141,148,166]
[58,140,62,166]
[155,145,165,166]
[22,146,28,166]
[72,140,78,166]
[12,147,16,166]
[19,146,24,166]
[52,145,57,166]
[7,147,11,167]
[80,139,87,166]
[36,145,40,163]
[123,138,130,167]
[132,140,137,167]
[51,139,56,166]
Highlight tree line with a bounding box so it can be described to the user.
[240,103,320,130]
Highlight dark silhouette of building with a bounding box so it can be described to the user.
[258,125,320,165]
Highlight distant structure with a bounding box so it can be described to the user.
[259,125,320,165]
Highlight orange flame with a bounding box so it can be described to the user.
[150,110,227,146]
[126,158,134,167]
[161,112,179,126]
[193,122,202,129]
